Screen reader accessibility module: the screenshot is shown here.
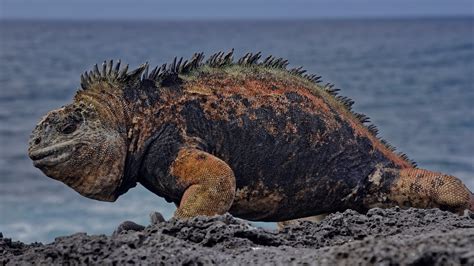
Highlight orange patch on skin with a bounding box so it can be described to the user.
[186,85,214,95]
[170,148,235,190]
[169,148,237,218]
[183,72,340,134]
[226,77,332,115]
[170,149,202,187]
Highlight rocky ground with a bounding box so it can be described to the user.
[2,207,474,265]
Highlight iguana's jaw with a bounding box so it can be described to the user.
[28,135,125,202]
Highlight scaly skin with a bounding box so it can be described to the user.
[28,51,474,223]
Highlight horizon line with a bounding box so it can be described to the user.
[1,14,473,23]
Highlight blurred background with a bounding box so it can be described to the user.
[0,0,473,243]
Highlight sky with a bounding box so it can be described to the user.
[0,0,473,20]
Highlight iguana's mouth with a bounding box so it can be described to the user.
[29,140,75,167]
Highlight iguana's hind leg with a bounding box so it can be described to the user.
[368,168,474,214]
[170,148,236,219]
[277,214,328,230]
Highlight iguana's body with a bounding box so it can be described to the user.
[28,51,474,222]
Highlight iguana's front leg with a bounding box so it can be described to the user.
[170,148,236,218]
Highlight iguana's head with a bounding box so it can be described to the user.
[28,100,128,201]
[28,60,147,201]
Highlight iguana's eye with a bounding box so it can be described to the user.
[61,123,77,134]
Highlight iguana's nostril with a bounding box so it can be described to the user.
[34,137,41,145]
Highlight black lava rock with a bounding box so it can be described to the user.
[2,208,473,265]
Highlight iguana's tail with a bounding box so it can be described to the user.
[365,167,473,214]
[277,168,472,230]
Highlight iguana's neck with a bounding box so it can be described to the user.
[76,87,139,197]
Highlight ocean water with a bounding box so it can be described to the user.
[0,18,473,243]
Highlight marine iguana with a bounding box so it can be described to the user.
[28,50,474,224]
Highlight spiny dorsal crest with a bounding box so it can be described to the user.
[145,52,205,82]
[206,49,234,67]
[261,55,290,69]
[80,60,148,90]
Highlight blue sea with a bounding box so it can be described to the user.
[1,18,473,243]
